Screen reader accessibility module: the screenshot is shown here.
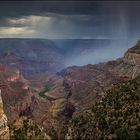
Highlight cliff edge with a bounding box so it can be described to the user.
[0,89,9,139]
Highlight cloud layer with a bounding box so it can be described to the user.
[0,1,140,39]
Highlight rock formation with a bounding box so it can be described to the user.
[0,89,9,139]
[124,40,140,64]
[0,66,33,123]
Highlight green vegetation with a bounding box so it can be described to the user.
[39,82,50,98]
[65,76,140,140]
[9,117,50,140]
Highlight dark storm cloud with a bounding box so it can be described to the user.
[0,1,140,39]
[0,1,101,18]
[0,1,103,38]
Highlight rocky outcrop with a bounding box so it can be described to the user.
[0,66,33,124]
[0,89,9,139]
[113,40,140,78]
[7,70,20,82]
[124,40,140,65]
[124,52,140,65]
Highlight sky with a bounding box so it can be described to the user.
[0,1,140,39]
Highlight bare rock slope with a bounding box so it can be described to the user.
[0,89,9,139]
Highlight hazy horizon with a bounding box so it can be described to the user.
[0,1,140,66]
[0,38,136,67]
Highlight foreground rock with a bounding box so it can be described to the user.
[124,40,140,65]
[0,89,9,139]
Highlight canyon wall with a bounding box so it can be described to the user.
[0,89,9,139]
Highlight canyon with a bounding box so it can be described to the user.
[0,39,139,139]
[36,40,140,138]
